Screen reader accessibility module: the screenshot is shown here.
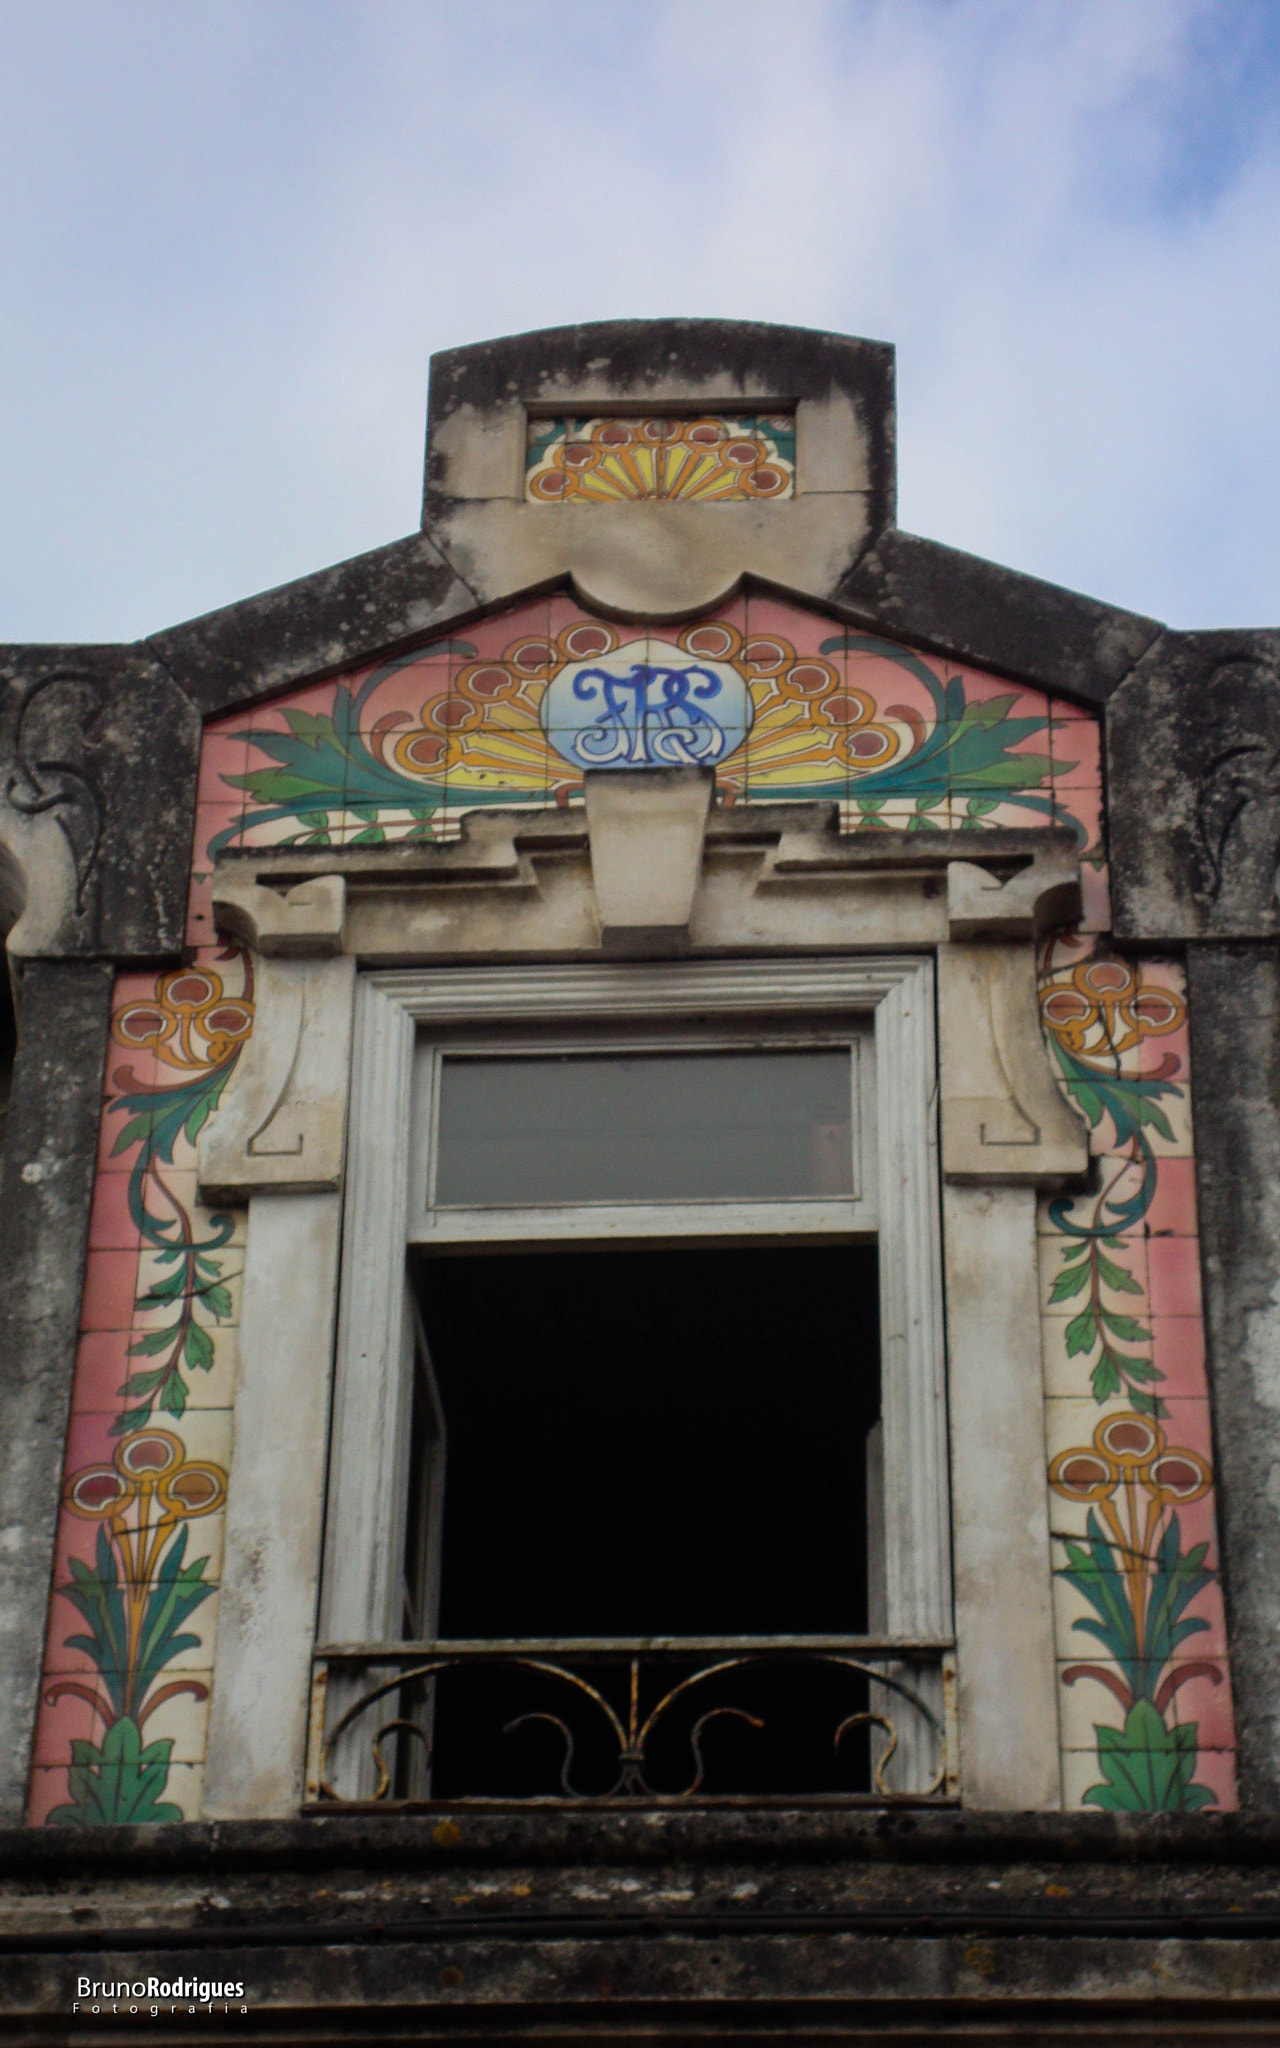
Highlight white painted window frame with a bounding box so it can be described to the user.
[408,1025,877,1248]
[318,955,951,1657]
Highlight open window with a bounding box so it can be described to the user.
[314,960,954,1805]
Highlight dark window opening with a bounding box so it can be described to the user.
[403,1241,882,1798]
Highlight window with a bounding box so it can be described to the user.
[314,960,953,1806]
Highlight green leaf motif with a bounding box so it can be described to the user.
[46,1717,184,1827]
[1083,1702,1216,1813]
[1049,1261,1091,1303]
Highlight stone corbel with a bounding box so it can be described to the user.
[938,836,1087,1185]
[198,952,356,1204]
[946,839,1081,941]
[212,868,346,955]
[584,766,713,952]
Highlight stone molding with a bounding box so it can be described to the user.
[419,321,894,620]
[317,959,950,1795]
[200,805,1086,1202]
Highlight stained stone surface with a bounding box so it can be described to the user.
[1108,629,1280,940]
[0,961,111,1823]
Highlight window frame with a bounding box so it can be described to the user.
[408,1025,877,1248]
[318,957,951,1682]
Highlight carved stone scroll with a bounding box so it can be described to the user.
[198,954,356,1203]
[937,943,1087,1186]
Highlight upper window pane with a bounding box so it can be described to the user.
[434,1049,854,1207]
[525,414,795,503]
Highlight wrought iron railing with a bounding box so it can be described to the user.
[306,1638,958,1807]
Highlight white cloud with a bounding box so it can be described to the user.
[0,0,1276,638]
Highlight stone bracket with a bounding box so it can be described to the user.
[584,767,714,952]
[937,943,1088,1187]
[213,869,346,955]
[946,841,1081,941]
[198,954,356,1203]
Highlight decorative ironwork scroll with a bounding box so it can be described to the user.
[307,1639,957,1807]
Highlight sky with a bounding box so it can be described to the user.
[2,0,1279,644]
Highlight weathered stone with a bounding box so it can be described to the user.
[837,526,1161,706]
[1110,630,1280,939]
[1187,943,1280,1806]
[0,647,199,960]
[421,320,894,617]
[203,1193,343,1820]
[0,960,112,1823]
[4,1810,1280,2037]
[584,765,713,950]
[148,531,474,719]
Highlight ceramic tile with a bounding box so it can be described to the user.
[1192,1746,1238,1809]
[1050,1555,1120,1646]
[69,1330,134,1412]
[191,800,244,872]
[1056,1663,1164,1749]
[1038,1155,1150,1233]
[1155,1488,1223,1572]
[234,806,340,851]
[1038,1233,1148,1320]
[195,729,251,807]
[1146,1234,1203,1317]
[26,1766,78,1826]
[1150,1316,1208,1398]
[79,1250,141,1334]
[1144,1156,1199,1239]
[1166,1656,1237,1750]
[1144,1085,1195,1159]
[1058,1743,1227,1814]
[159,1406,235,1475]
[242,678,339,727]
[28,1758,205,1825]
[186,1316,242,1409]
[355,654,455,733]
[87,1172,142,1252]
[1052,785,1103,853]
[142,1673,215,1762]
[949,791,1057,833]
[1039,1311,1151,1400]
[30,1679,105,1763]
[1050,717,1102,789]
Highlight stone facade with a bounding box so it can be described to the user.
[0,321,1278,2038]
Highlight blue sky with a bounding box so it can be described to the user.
[2,0,1278,641]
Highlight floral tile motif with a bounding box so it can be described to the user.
[198,596,1097,858]
[28,952,251,1827]
[525,415,796,503]
[1039,946,1237,1811]
[37,589,1238,1826]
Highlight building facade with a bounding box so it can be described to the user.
[2,321,1280,2039]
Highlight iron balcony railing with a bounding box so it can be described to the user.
[306,1637,959,1807]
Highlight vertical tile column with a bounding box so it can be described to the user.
[1039,949,1237,1813]
[24,957,252,1825]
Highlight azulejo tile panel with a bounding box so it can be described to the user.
[525,415,796,502]
[33,587,1235,1822]
[1039,941,1237,1811]
[27,952,251,1826]
[194,594,1102,860]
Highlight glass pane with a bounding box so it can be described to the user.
[434,1049,854,1206]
